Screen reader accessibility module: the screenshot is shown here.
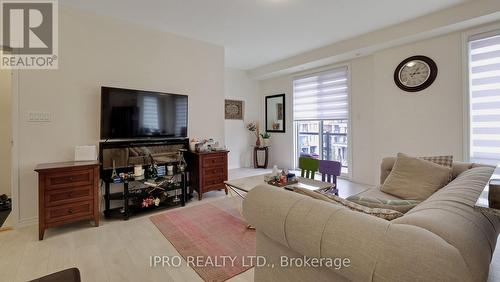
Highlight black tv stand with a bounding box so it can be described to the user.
[99,138,190,220]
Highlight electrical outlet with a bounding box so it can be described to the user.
[27,112,52,122]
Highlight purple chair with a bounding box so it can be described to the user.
[319,160,341,195]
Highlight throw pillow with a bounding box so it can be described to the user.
[381,153,452,201]
[293,187,403,221]
[346,195,420,213]
[420,155,453,168]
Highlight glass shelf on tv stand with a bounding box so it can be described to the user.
[103,170,188,220]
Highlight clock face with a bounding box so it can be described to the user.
[398,60,430,87]
[394,56,437,92]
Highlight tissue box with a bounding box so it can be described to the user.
[74,145,96,161]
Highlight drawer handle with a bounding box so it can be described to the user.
[68,208,74,214]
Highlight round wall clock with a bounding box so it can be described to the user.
[394,55,437,92]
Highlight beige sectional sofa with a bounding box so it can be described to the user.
[243,158,499,281]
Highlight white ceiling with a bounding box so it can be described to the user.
[61,0,468,70]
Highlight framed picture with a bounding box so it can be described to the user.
[265,94,285,133]
[225,99,244,120]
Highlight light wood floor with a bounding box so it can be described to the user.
[0,168,498,281]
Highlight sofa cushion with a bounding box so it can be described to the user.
[293,187,403,220]
[420,155,453,167]
[350,186,402,201]
[346,195,420,213]
[392,166,498,282]
[381,153,452,201]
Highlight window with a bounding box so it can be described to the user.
[293,66,349,173]
[468,31,500,165]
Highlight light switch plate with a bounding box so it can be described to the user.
[27,112,52,122]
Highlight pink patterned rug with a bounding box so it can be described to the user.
[150,197,256,282]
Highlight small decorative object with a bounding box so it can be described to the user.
[177,149,187,172]
[142,197,154,208]
[272,165,279,176]
[195,140,210,152]
[246,122,261,147]
[225,99,244,120]
[146,155,158,180]
[157,165,166,177]
[134,165,144,177]
[111,160,118,179]
[394,55,438,92]
[266,94,285,132]
[153,197,161,207]
[189,139,198,151]
[173,184,181,203]
[167,164,174,175]
[206,138,217,151]
[260,132,271,147]
[489,179,500,209]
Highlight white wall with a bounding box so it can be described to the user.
[260,31,465,185]
[260,76,293,170]
[224,68,260,169]
[16,7,225,223]
[0,68,11,197]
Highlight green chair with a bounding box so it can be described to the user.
[299,157,319,179]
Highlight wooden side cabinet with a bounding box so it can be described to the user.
[35,161,100,240]
[186,151,229,200]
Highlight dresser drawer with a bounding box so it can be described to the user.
[45,200,93,224]
[204,175,225,187]
[45,185,93,207]
[202,155,226,167]
[202,166,225,177]
[45,170,93,190]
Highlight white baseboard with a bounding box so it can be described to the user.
[16,216,38,228]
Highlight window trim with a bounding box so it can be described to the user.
[291,63,352,179]
[462,23,500,163]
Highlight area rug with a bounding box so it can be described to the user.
[150,197,256,282]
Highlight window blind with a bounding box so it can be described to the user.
[469,31,500,165]
[293,66,349,120]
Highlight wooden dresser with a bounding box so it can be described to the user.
[186,151,228,200]
[35,161,100,240]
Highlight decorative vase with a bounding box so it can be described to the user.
[256,137,261,147]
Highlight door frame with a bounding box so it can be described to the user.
[1,46,19,228]
[11,66,19,228]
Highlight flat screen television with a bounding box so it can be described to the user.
[100,87,188,140]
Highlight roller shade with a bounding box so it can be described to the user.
[469,31,500,165]
[293,66,349,120]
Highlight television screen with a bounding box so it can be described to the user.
[100,87,188,140]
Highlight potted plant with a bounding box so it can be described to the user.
[260,132,271,147]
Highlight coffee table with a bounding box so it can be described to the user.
[474,165,500,216]
[224,174,334,199]
[225,174,335,229]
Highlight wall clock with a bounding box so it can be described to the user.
[394,55,437,92]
